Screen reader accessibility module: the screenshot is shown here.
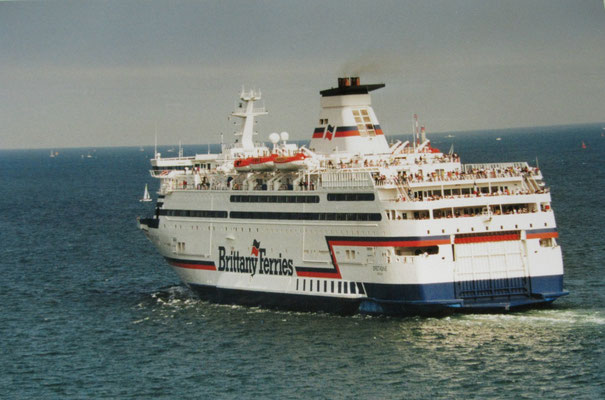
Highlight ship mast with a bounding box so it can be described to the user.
[231,88,268,151]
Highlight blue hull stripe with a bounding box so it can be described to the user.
[527,227,558,234]
[186,275,567,316]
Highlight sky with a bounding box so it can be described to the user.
[1,0,604,149]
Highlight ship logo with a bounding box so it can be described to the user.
[325,124,335,141]
[218,240,294,277]
[251,239,260,256]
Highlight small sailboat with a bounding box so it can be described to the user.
[140,184,152,202]
[581,141,587,149]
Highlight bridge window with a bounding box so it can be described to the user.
[352,109,375,137]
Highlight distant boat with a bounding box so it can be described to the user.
[140,184,152,202]
[581,141,587,149]
[496,137,502,141]
[446,134,455,138]
[50,150,58,158]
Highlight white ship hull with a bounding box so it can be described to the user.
[139,188,566,315]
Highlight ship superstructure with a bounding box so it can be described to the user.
[138,77,567,315]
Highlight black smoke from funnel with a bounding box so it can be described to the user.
[338,54,404,78]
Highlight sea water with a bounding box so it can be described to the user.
[1,124,603,399]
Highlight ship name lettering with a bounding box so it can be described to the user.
[218,246,293,277]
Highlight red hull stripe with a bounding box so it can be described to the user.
[455,234,519,244]
[334,126,360,138]
[172,263,216,271]
[296,271,342,279]
[526,231,559,239]
[453,228,558,243]
[165,257,217,271]
[330,239,450,247]
[335,130,360,137]
[312,127,324,139]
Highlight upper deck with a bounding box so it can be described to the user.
[151,151,550,212]
[146,78,554,223]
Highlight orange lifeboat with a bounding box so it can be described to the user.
[249,154,278,171]
[274,152,308,171]
[234,157,253,172]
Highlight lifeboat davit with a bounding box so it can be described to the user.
[274,153,308,171]
[249,154,278,171]
[234,157,253,172]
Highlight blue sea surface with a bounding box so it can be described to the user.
[1,124,604,399]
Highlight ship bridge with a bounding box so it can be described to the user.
[309,77,390,156]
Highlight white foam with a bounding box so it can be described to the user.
[461,309,605,326]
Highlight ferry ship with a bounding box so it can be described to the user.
[138,77,568,315]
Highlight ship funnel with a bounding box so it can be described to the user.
[309,78,390,155]
[338,77,350,87]
[337,77,361,88]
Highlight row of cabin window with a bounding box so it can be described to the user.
[413,186,510,199]
[434,203,538,218]
[385,203,537,220]
[229,193,375,203]
[231,211,381,221]
[327,193,375,201]
[230,195,319,203]
[159,209,381,221]
[297,279,365,295]
[159,209,228,218]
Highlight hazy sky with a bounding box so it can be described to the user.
[1,0,604,149]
